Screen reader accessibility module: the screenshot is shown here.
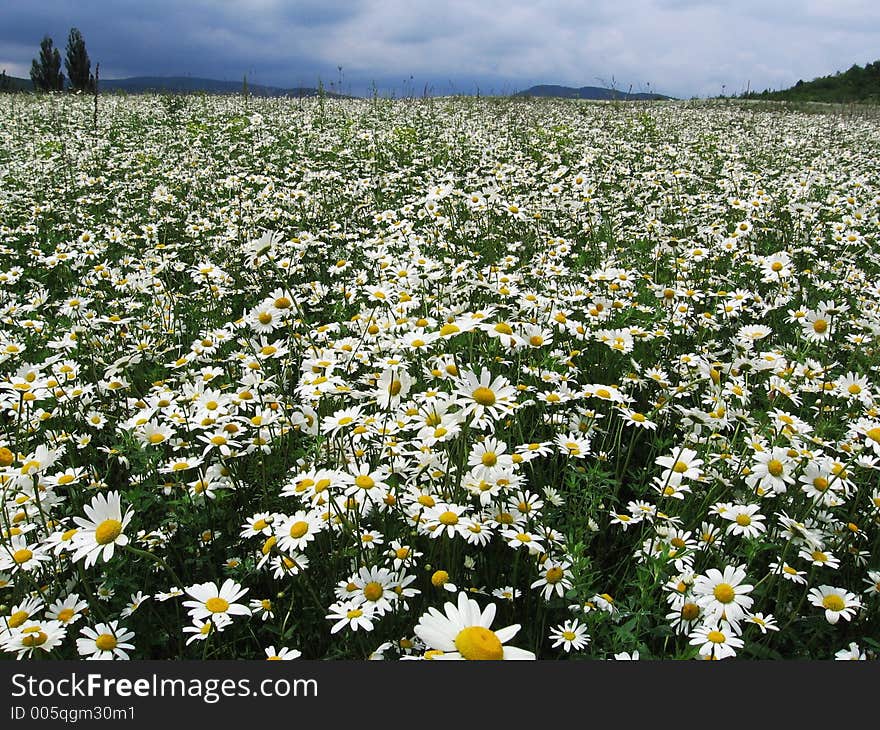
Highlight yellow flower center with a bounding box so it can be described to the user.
[481,452,497,467]
[21,628,48,647]
[57,608,75,622]
[866,427,880,443]
[494,322,513,335]
[355,475,375,490]
[822,594,845,612]
[439,511,459,525]
[289,521,309,539]
[812,319,828,333]
[529,335,544,346]
[431,570,449,587]
[735,514,752,526]
[681,603,701,621]
[95,634,117,651]
[545,566,564,584]
[472,387,496,406]
[274,297,292,309]
[713,583,735,603]
[439,324,460,336]
[707,630,725,644]
[363,582,383,601]
[767,459,784,477]
[8,610,29,628]
[389,380,402,396]
[95,519,122,545]
[13,548,33,564]
[346,609,363,619]
[672,461,688,474]
[205,597,230,613]
[454,626,504,660]
[813,477,829,492]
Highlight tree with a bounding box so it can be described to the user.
[30,36,64,91]
[65,27,94,92]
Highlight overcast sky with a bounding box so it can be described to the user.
[2,0,878,98]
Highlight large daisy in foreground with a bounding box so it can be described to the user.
[414,591,535,660]
[71,492,134,568]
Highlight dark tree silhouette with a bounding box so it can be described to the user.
[65,27,94,92]
[31,36,64,91]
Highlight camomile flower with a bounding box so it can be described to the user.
[0,535,50,573]
[77,621,135,660]
[692,565,754,623]
[429,569,457,593]
[414,591,535,660]
[347,565,399,615]
[326,600,376,634]
[834,642,866,660]
[549,619,590,652]
[749,447,796,494]
[808,585,861,624]
[531,559,573,600]
[452,368,517,430]
[275,509,324,552]
[612,651,640,660]
[2,620,66,658]
[264,645,302,660]
[689,621,744,659]
[798,547,840,569]
[70,491,133,568]
[249,598,276,621]
[422,503,470,539]
[183,616,231,645]
[500,528,545,555]
[555,432,591,459]
[182,579,251,623]
[4,596,44,631]
[745,612,779,634]
[655,447,703,481]
[120,592,149,619]
[373,368,412,409]
[722,504,766,538]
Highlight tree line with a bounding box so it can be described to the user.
[741,61,880,104]
[0,28,95,93]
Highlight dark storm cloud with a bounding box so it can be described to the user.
[2,1,879,98]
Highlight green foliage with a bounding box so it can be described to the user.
[745,60,880,104]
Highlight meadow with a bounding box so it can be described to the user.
[0,92,878,660]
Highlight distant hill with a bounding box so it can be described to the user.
[744,61,880,104]
[0,71,30,91]
[515,84,672,100]
[0,74,350,98]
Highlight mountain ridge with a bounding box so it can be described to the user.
[2,73,672,100]
[514,84,673,100]
[0,73,350,98]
